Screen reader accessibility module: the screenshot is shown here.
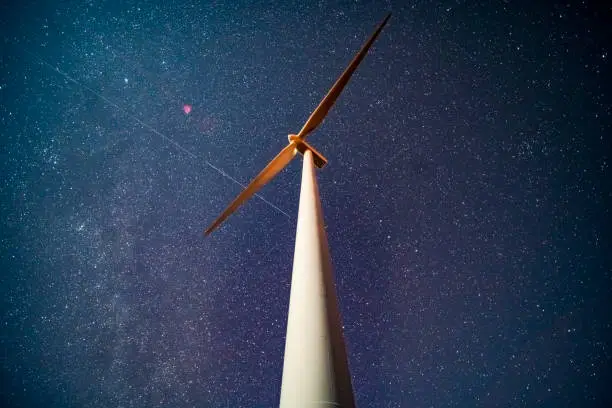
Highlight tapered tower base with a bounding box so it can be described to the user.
[279,150,355,407]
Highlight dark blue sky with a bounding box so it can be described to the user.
[1,1,610,407]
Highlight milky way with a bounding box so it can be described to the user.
[2,1,610,407]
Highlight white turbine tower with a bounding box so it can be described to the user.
[205,13,391,407]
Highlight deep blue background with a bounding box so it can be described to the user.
[1,1,611,407]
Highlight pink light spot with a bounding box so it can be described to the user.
[183,104,192,115]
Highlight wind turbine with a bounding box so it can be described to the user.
[205,13,391,407]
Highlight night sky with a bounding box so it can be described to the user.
[1,1,611,407]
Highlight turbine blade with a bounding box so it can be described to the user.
[296,12,391,139]
[205,143,298,235]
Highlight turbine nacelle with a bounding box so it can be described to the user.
[288,134,328,169]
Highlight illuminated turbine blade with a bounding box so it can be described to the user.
[205,14,390,236]
[204,143,298,235]
[296,12,391,139]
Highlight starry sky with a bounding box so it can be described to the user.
[1,1,611,407]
